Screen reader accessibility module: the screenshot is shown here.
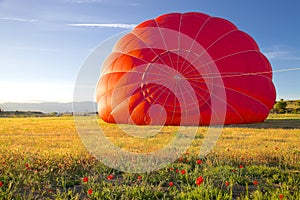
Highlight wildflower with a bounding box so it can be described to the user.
[186,152,189,155]
[137,175,142,181]
[279,194,284,199]
[175,169,179,173]
[225,181,230,187]
[239,164,244,169]
[87,189,93,195]
[196,159,202,165]
[178,157,183,162]
[241,157,244,161]
[83,177,89,183]
[0,181,3,187]
[169,182,174,187]
[107,174,114,180]
[25,163,30,170]
[185,159,188,163]
[253,180,258,185]
[196,176,203,186]
[180,169,186,175]
[275,146,279,150]
[169,167,174,171]
[48,189,53,193]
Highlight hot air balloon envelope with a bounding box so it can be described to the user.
[96,12,276,126]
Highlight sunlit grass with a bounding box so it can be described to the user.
[0,114,299,199]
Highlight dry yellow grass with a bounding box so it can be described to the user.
[0,114,299,168]
[0,117,84,157]
[0,114,299,199]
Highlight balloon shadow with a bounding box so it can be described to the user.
[225,119,300,129]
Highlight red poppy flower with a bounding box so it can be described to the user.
[83,177,89,183]
[253,180,258,185]
[185,159,188,163]
[180,169,186,175]
[25,163,30,170]
[241,157,244,161]
[0,181,3,187]
[87,189,93,195]
[169,168,174,171]
[196,176,203,186]
[239,164,244,169]
[279,194,284,199]
[178,157,183,162]
[196,159,202,165]
[169,182,174,187]
[107,174,114,180]
[137,175,142,181]
[225,181,230,187]
[175,169,179,173]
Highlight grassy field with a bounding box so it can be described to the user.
[0,114,299,199]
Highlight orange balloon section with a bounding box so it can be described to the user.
[96,12,276,126]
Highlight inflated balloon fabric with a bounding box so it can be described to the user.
[96,12,276,126]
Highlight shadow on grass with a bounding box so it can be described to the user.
[225,119,300,129]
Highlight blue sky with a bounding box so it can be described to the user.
[0,0,300,102]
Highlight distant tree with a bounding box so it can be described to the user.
[0,108,2,112]
[274,99,287,114]
[50,112,58,116]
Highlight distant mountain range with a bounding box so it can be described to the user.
[0,101,97,113]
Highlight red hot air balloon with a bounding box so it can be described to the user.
[96,12,276,126]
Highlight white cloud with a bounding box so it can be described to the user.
[0,17,38,23]
[11,46,63,53]
[264,51,300,60]
[263,45,300,60]
[264,51,290,59]
[64,0,139,5]
[130,3,141,6]
[67,23,136,29]
[64,0,103,3]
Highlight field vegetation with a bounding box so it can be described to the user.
[0,114,299,199]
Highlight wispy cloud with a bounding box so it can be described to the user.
[7,45,90,54]
[67,23,136,29]
[130,3,141,6]
[263,45,300,61]
[264,51,300,61]
[64,0,103,3]
[12,46,63,53]
[64,0,139,5]
[0,17,39,23]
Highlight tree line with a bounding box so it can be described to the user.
[273,99,300,114]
